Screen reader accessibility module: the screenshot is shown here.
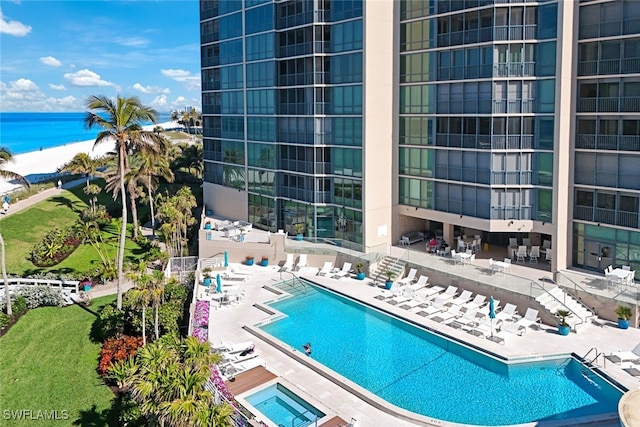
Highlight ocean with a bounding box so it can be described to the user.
[0,112,172,155]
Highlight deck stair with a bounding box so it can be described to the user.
[370,256,407,285]
[535,286,597,331]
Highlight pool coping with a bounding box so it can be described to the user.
[243,278,624,427]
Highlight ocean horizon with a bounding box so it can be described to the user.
[0,112,172,155]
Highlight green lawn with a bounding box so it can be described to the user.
[0,188,146,277]
[0,296,118,426]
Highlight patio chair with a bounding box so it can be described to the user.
[430,305,463,323]
[448,308,480,329]
[387,287,417,306]
[295,254,308,271]
[212,340,254,354]
[317,261,334,276]
[280,253,294,272]
[397,268,418,285]
[515,308,541,330]
[413,284,445,303]
[545,250,552,264]
[331,262,352,279]
[529,246,540,264]
[516,246,527,263]
[606,343,640,364]
[414,298,447,317]
[509,237,518,247]
[622,265,631,271]
[451,249,461,265]
[522,238,531,247]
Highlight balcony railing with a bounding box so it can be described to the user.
[491,205,532,220]
[576,134,640,151]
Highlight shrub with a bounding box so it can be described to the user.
[98,335,144,376]
[15,286,64,309]
[29,226,82,267]
[97,304,126,340]
[0,313,10,329]
[80,205,112,228]
[12,296,27,315]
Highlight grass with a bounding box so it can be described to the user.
[0,185,146,277]
[0,295,118,426]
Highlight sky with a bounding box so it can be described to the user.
[0,0,201,113]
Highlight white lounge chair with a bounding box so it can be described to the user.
[607,343,640,364]
[387,287,417,306]
[430,305,463,323]
[463,294,487,311]
[398,268,418,285]
[448,308,480,328]
[212,340,254,354]
[373,283,405,300]
[491,322,526,344]
[515,308,541,330]
[397,292,435,310]
[317,261,333,276]
[280,254,294,272]
[295,254,308,271]
[449,290,473,306]
[414,284,444,301]
[331,262,352,279]
[221,356,266,379]
[494,303,518,323]
[415,299,447,317]
[221,347,260,364]
[432,286,458,305]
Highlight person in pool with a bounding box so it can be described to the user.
[303,342,311,356]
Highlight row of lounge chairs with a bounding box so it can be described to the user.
[316,261,353,279]
[374,276,543,344]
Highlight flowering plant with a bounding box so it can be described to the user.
[261,256,269,261]
[194,300,210,327]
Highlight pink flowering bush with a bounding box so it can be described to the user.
[191,300,210,342]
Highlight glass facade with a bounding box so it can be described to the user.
[398,1,557,221]
[200,0,364,247]
[574,0,640,276]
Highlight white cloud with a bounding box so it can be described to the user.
[49,83,66,90]
[0,9,32,37]
[113,36,149,48]
[1,78,39,91]
[150,95,168,110]
[63,69,118,89]
[40,56,62,67]
[132,82,170,95]
[161,68,200,91]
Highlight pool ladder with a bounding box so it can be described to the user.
[556,347,604,387]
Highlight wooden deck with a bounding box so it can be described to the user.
[320,415,349,427]
[224,366,277,395]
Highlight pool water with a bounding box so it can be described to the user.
[259,281,623,426]
[245,383,325,427]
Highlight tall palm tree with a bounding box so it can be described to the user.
[138,141,174,238]
[0,147,29,316]
[85,95,164,310]
[58,152,102,191]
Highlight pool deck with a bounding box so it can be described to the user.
[206,258,640,427]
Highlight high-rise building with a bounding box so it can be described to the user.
[200,0,640,276]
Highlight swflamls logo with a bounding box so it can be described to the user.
[3,409,70,420]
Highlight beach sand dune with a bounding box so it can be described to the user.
[0,121,182,195]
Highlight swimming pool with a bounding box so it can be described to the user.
[258,280,623,426]
[243,382,325,427]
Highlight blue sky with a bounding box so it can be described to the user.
[0,0,201,113]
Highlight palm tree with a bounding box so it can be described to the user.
[137,142,174,238]
[0,147,29,316]
[85,95,164,309]
[58,152,102,191]
[127,272,152,346]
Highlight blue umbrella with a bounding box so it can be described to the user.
[488,296,496,337]
[224,250,229,267]
[216,274,222,293]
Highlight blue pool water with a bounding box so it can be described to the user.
[259,281,623,426]
[245,383,325,427]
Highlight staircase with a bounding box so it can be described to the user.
[370,256,407,284]
[535,286,597,332]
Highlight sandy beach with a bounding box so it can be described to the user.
[0,121,183,195]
